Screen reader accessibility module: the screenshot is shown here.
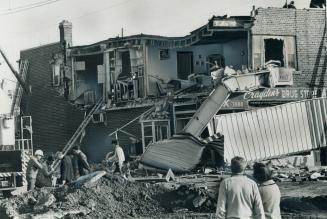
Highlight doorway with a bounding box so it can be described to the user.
[120,51,131,78]
[177,52,193,80]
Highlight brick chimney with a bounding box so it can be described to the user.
[59,20,72,48]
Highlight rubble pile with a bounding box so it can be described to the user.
[2,165,327,219]
[0,175,168,219]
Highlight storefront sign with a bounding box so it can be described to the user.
[213,20,241,28]
[243,88,327,100]
[222,88,327,110]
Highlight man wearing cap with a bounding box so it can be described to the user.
[26,150,54,191]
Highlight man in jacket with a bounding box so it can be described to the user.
[58,151,75,184]
[26,150,53,191]
[109,139,125,174]
[72,145,91,177]
[216,156,265,219]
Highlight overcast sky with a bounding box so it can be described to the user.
[0,0,312,83]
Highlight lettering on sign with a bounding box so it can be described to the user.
[222,100,247,109]
[243,88,327,100]
[244,89,280,100]
[213,20,240,28]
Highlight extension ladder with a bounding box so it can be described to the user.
[51,97,105,169]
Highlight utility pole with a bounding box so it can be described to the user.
[121,28,124,38]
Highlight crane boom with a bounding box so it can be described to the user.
[0,48,30,94]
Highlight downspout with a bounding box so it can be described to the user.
[71,56,75,100]
[248,30,252,69]
[104,51,109,104]
[143,40,148,98]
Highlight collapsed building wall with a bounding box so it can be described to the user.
[251,8,327,88]
[20,43,84,154]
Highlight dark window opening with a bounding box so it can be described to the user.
[159,49,169,60]
[119,51,131,79]
[264,39,284,67]
[208,54,225,68]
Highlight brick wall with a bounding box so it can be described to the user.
[20,43,84,154]
[252,8,327,88]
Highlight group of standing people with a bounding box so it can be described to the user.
[216,156,281,219]
[26,145,91,191]
[58,145,91,185]
[27,139,126,191]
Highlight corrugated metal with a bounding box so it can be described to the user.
[140,133,206,173]
[214,98,327,161]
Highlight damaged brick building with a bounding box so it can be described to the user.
[20,7,327,162]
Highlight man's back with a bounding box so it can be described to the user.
[216,175,265,219]
[115,146,125,163]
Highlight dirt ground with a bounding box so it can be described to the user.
[278,181,327,219]
[1,175,327,218]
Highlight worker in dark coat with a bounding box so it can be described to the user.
[26,150,53,191]
[72,146,91,177]
[58,151,75,184]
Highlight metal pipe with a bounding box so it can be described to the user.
[108,106,154,136]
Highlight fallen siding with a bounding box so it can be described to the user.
[214,97,327,162]
[140,133,206,173]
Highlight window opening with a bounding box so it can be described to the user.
[264,39,284,67]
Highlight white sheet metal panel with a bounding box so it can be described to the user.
[214,98,327,162]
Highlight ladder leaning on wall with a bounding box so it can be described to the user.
[51,96,106,170]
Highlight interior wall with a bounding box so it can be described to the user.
[222,38,248,69]
[74,54,103,101]
[146,38,248,95]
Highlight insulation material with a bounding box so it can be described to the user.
[140,133,206,173]
[214,98,327,162]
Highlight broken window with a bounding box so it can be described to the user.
[141,120,171,149]
[208,54,225,68]
[52,63,61,86]
[264,39,284,66]
[159,49,169,60]
[50,53,64,86]
[253,36,297,69]
[92,113,104,123]
[252,36,263,70]
[285,36,296,69]
[173,103,197,133]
